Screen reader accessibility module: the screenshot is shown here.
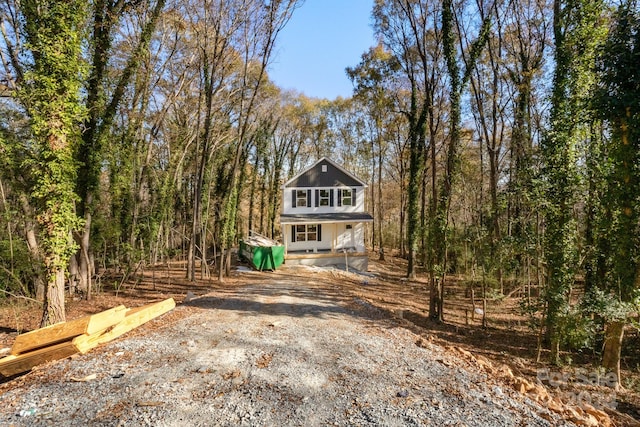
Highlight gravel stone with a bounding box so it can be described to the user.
[0,280,574,426]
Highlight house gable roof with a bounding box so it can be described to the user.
[283,157,367,188]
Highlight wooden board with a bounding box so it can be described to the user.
[72,298,175,354]
[0,341,79,377]
[11,305,127,355]
[0,299,175,377]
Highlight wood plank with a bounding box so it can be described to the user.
[72,298,175,354]
[0,341,79,377]
[11,305,127,355]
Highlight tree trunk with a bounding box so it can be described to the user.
[187,230,197,282]
[370,141,376,253]
[488,142,503,293]
[77,215,93,300]
[377,134,385,261]
[40,268,66,327]
[217,248,225,282]
[68,251,78,295]
[429,275,439,320]
[76,0,167,288]
[19,195,46,301]
[406,87,428,279]
[188,128,208,282]
[249,150,260,234]
[269,167,281,240]
[428,117,438,317]
[433,0,491,323]
[200,187,212,280]
[0,179,14,276]
[25,227,45,301]
[437,277,445,322]
[399,154,406,258]
[420,158,429,267]
[602,321,624,390]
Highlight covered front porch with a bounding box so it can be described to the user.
[279,213,373,271]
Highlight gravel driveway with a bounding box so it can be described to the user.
[0,273,572,426]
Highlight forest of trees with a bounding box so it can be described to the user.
[0,0,638,383]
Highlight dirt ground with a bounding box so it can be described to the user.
[0,255,638,426]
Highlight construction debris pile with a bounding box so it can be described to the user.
[0,298,175,378]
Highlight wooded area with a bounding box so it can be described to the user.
[0,0,639,389]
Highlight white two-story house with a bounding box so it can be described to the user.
[280,157,373,271]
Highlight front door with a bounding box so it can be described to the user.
[345,224,354,250]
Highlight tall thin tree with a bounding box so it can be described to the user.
[19,0,88,325]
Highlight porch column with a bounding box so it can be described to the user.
[283,224,288,255]
[332,223,337,253]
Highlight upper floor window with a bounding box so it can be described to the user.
[341,189,353,206]
[319,189,330,206]
[314,188,334,207]
[296,190,308,207]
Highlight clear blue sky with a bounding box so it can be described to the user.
[268,0,376,100]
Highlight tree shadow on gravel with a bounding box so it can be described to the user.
[182,275,541,380]
[183,291,395,324]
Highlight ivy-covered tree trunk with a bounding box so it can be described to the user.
[217,0,297,280]
[543,0,577,365]
[431,0,491,321]
[76,0,166,295]
[596,1,640,377]
[601,110,639,383]
[20,0,88,326]
[433,0,462,318]
[406,86,427,280]
[503,0,547,288]
[428,111,439,318]
[377,126,385,261]
[543,0,603,364]
[510,71,538,278]
[583,122,607,295]
[268,130,290,239]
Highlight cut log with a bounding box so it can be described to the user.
[11,305,127,355]
[72,298,175,354]
[0,341,79,377]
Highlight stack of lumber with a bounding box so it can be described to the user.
[245,234,279,247]
[0,298,175,377]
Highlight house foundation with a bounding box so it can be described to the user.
[284,252,369,271]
